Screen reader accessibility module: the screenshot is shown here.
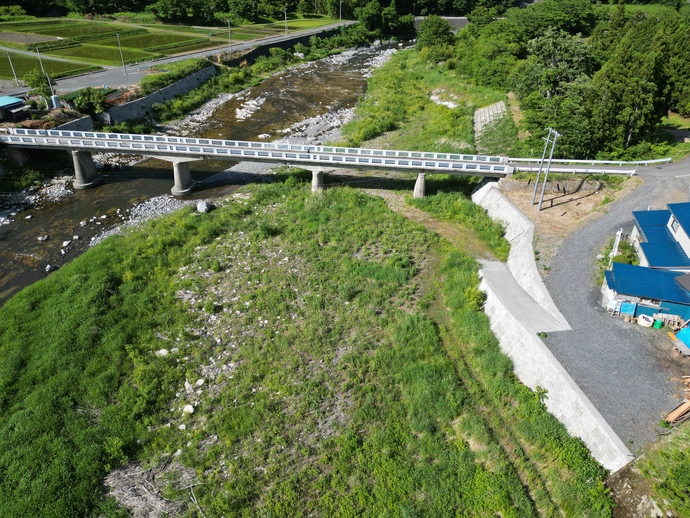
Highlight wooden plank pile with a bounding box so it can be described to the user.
[665,376,690,424]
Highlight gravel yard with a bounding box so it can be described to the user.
[523,166,690,450]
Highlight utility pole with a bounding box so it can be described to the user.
[6,52,18,86]
[228,19,232,55]
[531,133,550,205]
[36,47,45,74]
[536,128,560,212]
[284,7,288,35]
[116,33,127,75]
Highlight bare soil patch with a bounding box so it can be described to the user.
[500,176,643,273]
[607,462,669,518]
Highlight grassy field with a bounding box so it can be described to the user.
[0,179,613,516]
[0,51,99,80]
[341,50,510,152]
[45,44,160,66]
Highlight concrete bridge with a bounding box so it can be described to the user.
[0,128,647,198]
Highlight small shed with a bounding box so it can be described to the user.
[604,262,690,320]
[0,95,26,121]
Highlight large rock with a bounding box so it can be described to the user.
[196,201,210,213]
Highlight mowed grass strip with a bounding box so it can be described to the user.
[0,182,613,516]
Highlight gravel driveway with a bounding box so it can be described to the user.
[543,160,690,451]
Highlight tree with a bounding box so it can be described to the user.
[524,28,594,99]
[72,87,107,118]
[415,14,454,49]
[589,19,669,152]
[24,69,54,99]
[357,0,383,32]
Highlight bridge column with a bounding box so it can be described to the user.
[72,151,103,190]
[171,161,198,196]
[311,170,324,193]
[413,172,426,198]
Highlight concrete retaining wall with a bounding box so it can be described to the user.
[472,180,568,327]
[104,65,218,124]
[473,179,633,472]
[56,116,94,131]
[480,276,633,472]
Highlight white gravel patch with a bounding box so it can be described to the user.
[90,195,197,246]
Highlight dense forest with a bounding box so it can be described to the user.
[409,1,690,159]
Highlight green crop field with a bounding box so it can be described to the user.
[21,22,129,37]
[0,51,99,80]
[97,32,201,49]
[45,44,158,65]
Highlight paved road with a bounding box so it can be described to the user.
[543,157,690,452]
[2,21,356,97]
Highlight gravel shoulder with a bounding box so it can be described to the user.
[539,165,690,451]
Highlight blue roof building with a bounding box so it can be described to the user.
[630,202,690,271]
[605,263,690,320]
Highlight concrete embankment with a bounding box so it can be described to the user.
[472,180,633,472]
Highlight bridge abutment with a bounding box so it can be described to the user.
[413,172,426,198]
[71,151,103,190]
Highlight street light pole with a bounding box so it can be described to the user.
[284,7,288,35]
[116,33,127,75]
[6,52,18,86]
[339,0,343,23]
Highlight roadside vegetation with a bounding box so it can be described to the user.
[638,423,690,517]
[0,178,614,515]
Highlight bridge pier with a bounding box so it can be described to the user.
[72,151,103,190]
[171,161,198,196]
[311,170,324,193]
[413,172,426,198]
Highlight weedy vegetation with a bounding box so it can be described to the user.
[0,177,613,515]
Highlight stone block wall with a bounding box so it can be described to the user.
[472,180,568,327]
[480,276,633,472]
[105,65,218,124]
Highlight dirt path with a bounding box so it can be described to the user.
[363,189,496,260]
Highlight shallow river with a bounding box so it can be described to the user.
[0,46,391,307]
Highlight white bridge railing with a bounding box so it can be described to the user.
[2,128,668,176]
[0,128,512,176]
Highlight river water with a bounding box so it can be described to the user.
[0,45,393,307]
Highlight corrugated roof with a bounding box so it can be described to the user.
[640,239,690,268]
[633,208,690,267]
[606,262,690,305]
[0,96,24,109]
[668,203,690,235]
[633,209,670,244]
[633,209,671,227]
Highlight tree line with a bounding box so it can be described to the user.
[416,1,690,159]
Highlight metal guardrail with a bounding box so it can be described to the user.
[512,164,637,176]
[0,128,512,176]
[509,157,672,166]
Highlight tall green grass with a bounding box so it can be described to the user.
[0,181,612,515]
[410,191,511,261]
[341,49,506,151]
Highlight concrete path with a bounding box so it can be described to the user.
[479,260,568,334]
[543,159,690,451]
